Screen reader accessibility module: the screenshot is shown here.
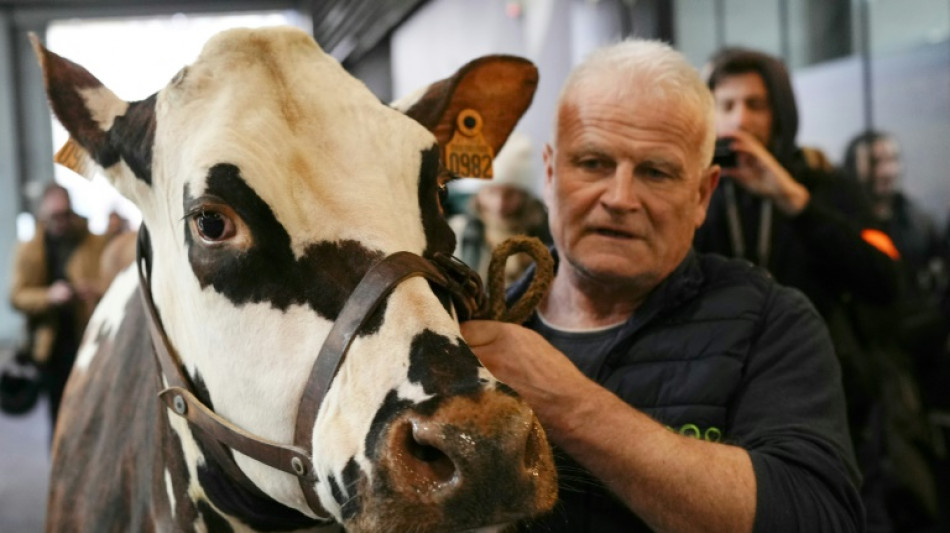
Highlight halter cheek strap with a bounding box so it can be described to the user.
[136,228,325,517]
[136,227,488,520]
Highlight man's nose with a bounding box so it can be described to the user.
[601,167,640,211]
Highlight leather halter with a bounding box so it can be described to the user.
[135,227,486,520]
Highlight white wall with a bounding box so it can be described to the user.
[795,41,950,226]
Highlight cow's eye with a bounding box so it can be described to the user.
[193,210,235,241]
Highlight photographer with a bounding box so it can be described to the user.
[10,184,107,430]
[695,48,941,531]
[695,48,898,314]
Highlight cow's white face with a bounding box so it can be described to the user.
[37,27,554,532]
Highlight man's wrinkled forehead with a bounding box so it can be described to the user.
[559,82,710,156]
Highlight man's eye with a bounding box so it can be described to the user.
[640,166,671,180]
[193,211,234,241]
[578,158,608,171]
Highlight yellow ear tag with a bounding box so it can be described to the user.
[54,137,97,180]
[445,109,495,179]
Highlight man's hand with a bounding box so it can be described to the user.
[46,280,74,306]
[720,130,810,215]
[460,320,593,426]
[462,320,757,532]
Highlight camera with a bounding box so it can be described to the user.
[712,137,738,168]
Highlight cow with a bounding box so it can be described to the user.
[34,26,556,532]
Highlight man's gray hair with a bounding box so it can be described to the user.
[558,39,716,168]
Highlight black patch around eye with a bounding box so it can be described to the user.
[418,146,456,257]
[183,164,388,333]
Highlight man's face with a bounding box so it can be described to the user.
[40,189,73,238]
[712,72,773,146]
[543,86,718,290]
[857,138,901,199]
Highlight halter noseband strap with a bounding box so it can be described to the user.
[135,228,485,520]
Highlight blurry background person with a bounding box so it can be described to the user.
[9,183,107,431]
[98,210,138,289]
[843,132,950,524]
[843,131,946,303]
[104,210,130,240]
[449,132,551,285]
[696,47,941,531]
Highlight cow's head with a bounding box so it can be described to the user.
[34,26,554,531]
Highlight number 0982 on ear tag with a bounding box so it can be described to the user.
[445,109,494,179]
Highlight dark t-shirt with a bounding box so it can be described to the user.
[531,315,624,379]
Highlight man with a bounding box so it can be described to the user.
[696,48,943,530]
[694,47,898,320]
[843,131,944,301]
[462,40,863,532]
[844,131,950,529]
[10,184,107,429]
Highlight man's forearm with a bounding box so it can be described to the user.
[539,380,757,533]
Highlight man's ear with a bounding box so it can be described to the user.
[30,34,155,199]
[391,55,538,170]
[694,165,721,228]
[541,142,556,206]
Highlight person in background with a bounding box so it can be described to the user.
[843,131,950,531]
[104,210,130,240]
[99,210,138,288]
[449,132,551,285]
[462,39,863,532]
[842,131,945,303]
[10,183,107,431]
[694,46,937,531]
[695,47,899,316]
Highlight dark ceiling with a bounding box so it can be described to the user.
[0,0,428,64]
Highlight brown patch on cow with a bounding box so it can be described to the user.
[47,290,182,531]
[345,391,557,533]
[242,31,305,133]
[31,35,113,166]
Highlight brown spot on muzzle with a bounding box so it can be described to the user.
[348,390,556,533]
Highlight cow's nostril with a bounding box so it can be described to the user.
[404,421,456,484]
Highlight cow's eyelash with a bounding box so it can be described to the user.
[181,207,222,222]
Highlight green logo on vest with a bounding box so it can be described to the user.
[667,423,723,442]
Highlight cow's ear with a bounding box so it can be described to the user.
[30,34,155,197]
[393,55,538,164]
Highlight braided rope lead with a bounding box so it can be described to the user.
[484,236,555,324]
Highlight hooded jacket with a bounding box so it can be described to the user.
[695,47,898,317]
